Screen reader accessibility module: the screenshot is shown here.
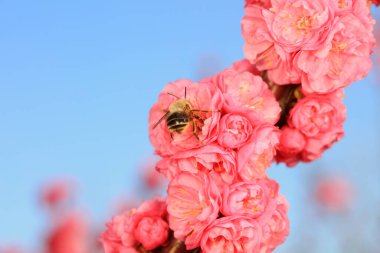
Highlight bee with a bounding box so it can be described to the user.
[152,88,210,140]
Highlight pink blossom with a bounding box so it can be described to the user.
[40,179,74,209]
[276,126,344,165]
[214,66,281,124]
[166,172,220,249]
[156,144,237,185]
[238,125,280,180]
[221,178,279,220]
[100,196,168,252]
[200,216,262,253]
[288,91,346,137]
[245,0,271,8]
[260,195,290,252]
[297,10,375,94]
[133,217,169,250]
[101,211,137,253]
[276,91,346,165]
[242,0,336,84]
[314,175,353,212]
[140,159,164,190]
[149,79,223,156]
[276,127,306,167]
[46,213,88,253]
[301,128,344,162]
[217,113,253,149]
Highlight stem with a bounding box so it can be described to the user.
[136,234,200,253]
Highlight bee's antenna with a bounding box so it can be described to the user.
[185,87,187,99]
[167,92,180,99]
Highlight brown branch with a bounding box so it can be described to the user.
[136,233,200,253]
[261,71,303,128]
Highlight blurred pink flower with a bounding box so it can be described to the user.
[200,216,262,253]
[166,172,220,249]
[140,159,164,190]
[40,179,75,209]
[46,213,88,253]
[149,79,223,156]
[221,178,279,220]
[0,247,24,253]
[314,175,353,212]
[238,125,280,180]
[245,0,271,8]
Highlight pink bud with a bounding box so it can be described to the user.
[134,217,169,250]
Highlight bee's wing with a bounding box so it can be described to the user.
[152,111,170,129]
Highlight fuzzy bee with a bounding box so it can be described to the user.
[152,88,210,139]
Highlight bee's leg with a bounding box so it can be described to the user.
[192,114,204,121]
[192,120,200,140]
[170,132,174,140]
[192,109,220,113]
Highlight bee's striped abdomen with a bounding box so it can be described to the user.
[166,112,189,133]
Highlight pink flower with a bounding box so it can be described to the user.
[242,0,336,84]
[276,126,344,166]
[40,179,74,209]
[245,0,271,8]
[288,91,346,137]
[371,0,380,6]
[276,127,306,167]
[200,216,262,253]
[275,91,346,165]
[260,195,290,252]
[100,196,169,252]
[101,211,137,253]
[302,128,344,162]
[156,144,237,185]
[238,125,280,180]
[217,113,253,149]
[265,0,335,53]
[149,79,223,156]
[314,175,353,212]
[221,178,279,220]
[46,213,88,253]
[166,172,220,249]
[141,159,164,190]
[133,217,169,250]
[214,66,281,124]
[297,9,375,94]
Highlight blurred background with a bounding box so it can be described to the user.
[0,1,379,252]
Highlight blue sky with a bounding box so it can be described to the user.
[0,1,379,252]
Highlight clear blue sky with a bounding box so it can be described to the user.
[0,1,379,252]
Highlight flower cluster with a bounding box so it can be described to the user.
[146,60,290,252]
[100,0,377,252]
[242,0,375,166]
[100,197,170,252]
[243,0,375,94]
